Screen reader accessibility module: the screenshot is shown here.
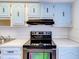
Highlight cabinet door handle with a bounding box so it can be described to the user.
[53,5,55,8]
[0,51,1,54]
[3,8,5,13]
[10,13,12,16]
[33,8,35,13]
[63,12,65,16]
[53,14,55,17]
[46,8,49,13]
[17,12,19,16]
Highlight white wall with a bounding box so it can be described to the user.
[0,26,70,39]
[70,0,79,42]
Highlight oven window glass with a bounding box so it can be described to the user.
[29,53,50,59]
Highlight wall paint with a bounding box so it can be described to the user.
[70,0,79,42]
[0,26,70,39]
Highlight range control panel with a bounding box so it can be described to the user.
[30,31,52,45]
[31,31,52,35]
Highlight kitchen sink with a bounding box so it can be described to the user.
[0,36,15,45]
[0,39,14,44]
[0,39,11,44]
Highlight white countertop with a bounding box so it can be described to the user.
[53,39,79,47]
[0,39,29,47]
[0,39,79,48]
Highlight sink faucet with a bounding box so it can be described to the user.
[0,35,15,44]
[0,36,6,43]
[0,35,15,41]
[0,36,6,40]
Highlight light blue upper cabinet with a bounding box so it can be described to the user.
[53,3,72,27]
[11,3,25,26]
[41,3,53,19]
[28,3,40,18]
[0,3,10,18]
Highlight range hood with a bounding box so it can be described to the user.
[26,19,55,25]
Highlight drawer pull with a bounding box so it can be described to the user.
[0,51,1,54]
[7,51,14,53]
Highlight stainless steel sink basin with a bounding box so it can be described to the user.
[0,39,15,44]
[0,36,15,44]
[0,39,11,44]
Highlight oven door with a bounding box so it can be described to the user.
[23,49,56,59]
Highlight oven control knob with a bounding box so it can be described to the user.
[39,43,44,47]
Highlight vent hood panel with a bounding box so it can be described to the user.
[26,19,55,25]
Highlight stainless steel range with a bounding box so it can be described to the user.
[23,31,56,59]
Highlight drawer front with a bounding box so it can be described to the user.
[2,48,22,55]
[2,55,21,59]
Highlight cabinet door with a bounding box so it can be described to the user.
[11,3,25,26]
[2,55,21,59]
[53,4,72,27]
[2,48,21,55]
[0,3,10,17]
[57,47,79,59]
[41,3,53,19]
[28,3,40,18]
[62,4,72,27]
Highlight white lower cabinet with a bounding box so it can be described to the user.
[1,47,22,59]
[2,48,21,55]
[57,47,79,59]
[2,55,21,59]
[0,48,2,59]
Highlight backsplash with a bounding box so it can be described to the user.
[0,26,71,39]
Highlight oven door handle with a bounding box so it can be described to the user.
[23,48,56,53]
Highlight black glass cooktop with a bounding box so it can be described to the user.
[23,40,56,49]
